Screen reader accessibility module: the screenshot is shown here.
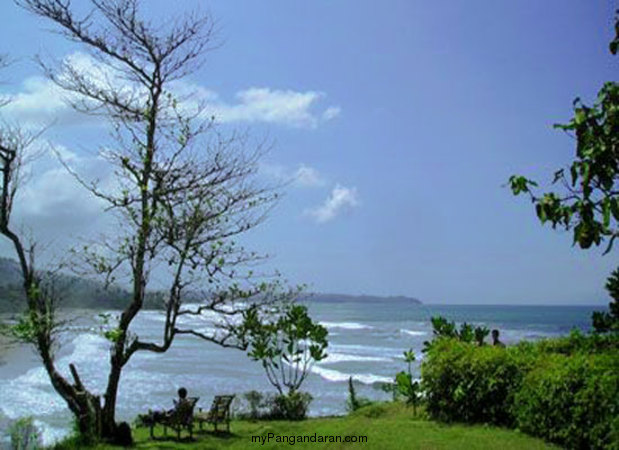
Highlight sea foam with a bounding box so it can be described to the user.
[319,321,373,330]
[321,352,391,364]
[311,365,392,385]
[400,329,427,336]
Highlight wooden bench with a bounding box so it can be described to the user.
[195,395,235,433]
[147,396,199,440]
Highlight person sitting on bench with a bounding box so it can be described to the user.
[152,387,191,420]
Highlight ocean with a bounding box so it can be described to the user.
[0,301,601,446]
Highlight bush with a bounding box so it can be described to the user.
[534,328,619,355]
[269,392,313,421]
[234,391,272,420]
[421,338,534,426]
[513,352,619,450]
[9,417,42,450]
[421,335,619,449]
[232,390,313,421]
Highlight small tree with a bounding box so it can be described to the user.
[242,301,328,419]
[509,13,619,333]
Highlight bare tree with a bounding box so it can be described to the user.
[4,0,283,441]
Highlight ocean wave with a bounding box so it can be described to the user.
[0,378,67,419]
[319,321,373,330]
[0,330,166,431]
[400,329,427,337]
[321,352,391,364]
[329,343,405,359]
[0,333,111,420]
[311,365,392,385]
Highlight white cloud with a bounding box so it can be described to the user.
[306,184,360,223]
[294,164,326,187]
[1,52,341,129]
[260,163,326,187]
[10,145,114,246]
[1,52,138,127]
[322,106,341,121]
[200,87,339,128]
[19,156,103,213]
[52,145,79,162]
[1,77,71,124]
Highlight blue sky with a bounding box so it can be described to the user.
[0,1,616,305]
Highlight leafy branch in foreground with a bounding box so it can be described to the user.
[508,13,619,333]
[508,80,619,254]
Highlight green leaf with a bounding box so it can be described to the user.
[574,108,586,125]
[603,198,611,229]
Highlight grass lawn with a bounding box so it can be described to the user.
[51,403,557,450]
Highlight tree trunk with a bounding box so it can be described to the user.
[68,364,106,441]
[74,391,103,441]
[101,360,122,439]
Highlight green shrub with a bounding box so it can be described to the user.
[421,338,536,426]
[233,390,270,420]
[513,352,619,450]
[538,329,619,354]
[9,417,42,450]
[268,392,313,421]
[421,334,619,449]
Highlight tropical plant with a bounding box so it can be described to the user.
[382,349,422,414]
[423,316,491,352]
[509,13,619,333]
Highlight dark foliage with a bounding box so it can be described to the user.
[592,267,619,333]
[112,422,133,447]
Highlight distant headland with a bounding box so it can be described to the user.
[301,293,422,304]
[0,257,422,312]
